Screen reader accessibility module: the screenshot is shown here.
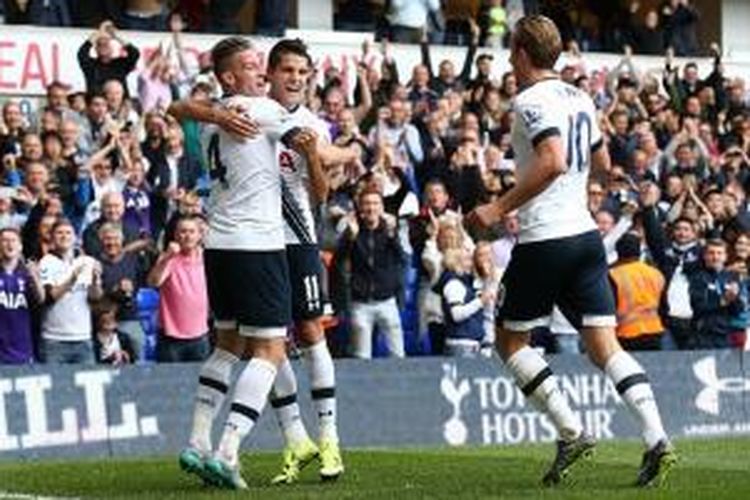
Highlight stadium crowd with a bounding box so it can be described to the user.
[0,0,745,366]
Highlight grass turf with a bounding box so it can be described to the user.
[0,438,748,499]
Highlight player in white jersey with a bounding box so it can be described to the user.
[468,16,675,488]
[261,39,345,484]
[170,39,356,487]
[168,36,318,490]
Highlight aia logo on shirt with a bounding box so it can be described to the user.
[279,151,297,172]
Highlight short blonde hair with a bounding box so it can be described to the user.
[512,15,562,70]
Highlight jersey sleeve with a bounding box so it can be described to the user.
[516,95,562,148]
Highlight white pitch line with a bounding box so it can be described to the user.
[0,491,80,500]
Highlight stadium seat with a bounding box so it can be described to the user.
[136,288,160,362]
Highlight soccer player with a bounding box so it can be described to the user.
[173,39,349,485]
[170,36,314,490]
[262,39,344,484]
[468,15,676,487]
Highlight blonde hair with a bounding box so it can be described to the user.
[442,248,465,273]
[513,15,562,70]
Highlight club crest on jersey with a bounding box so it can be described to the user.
[279,150,297,171]
[520,106,543,129]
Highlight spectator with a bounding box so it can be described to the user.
[0,101,26,157]
[662,0,699,56]
[147,215,210,362]
[689,239,749,349]
[98,222,148,360]
[79,92,111,157]
[420,24,478,97]
[434,247,493,357]
[641,182,702,349]
[93,299,136,364]
[483,0,508,48]
[631,7,665,55]
[77,21,140,97]
[103,80,139,125]
[386,0,441,44]
[0,190,27,230]
[122,156,152,239]
[0,228,43,364]
[76,138,127,228]
[148,123,202,239]
[118,0,168,31]
[368,99,423,191]
[339,189,405,358]
[82,191,146,259]
[255,0,288,37]
[609,233,666,351]
[38,218,103,363]
[138,49,177,113]
[4,0,71,26]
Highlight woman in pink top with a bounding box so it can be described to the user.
[147,215,209,362]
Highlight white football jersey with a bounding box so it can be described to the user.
[511,78,602,244]
[277,105,331,246]
[202,96,297,251]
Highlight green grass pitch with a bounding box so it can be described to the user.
[0,438,748,499]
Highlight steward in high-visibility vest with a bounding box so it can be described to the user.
[609,234,666,351]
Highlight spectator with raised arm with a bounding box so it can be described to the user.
[77,21,140,96]
[339,188,405,358]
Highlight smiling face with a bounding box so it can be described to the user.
[0,229,21,262]
[268,53,310,108]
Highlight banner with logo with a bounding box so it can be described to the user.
[0,351,748,460]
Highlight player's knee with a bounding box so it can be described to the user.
[215,329,245,356]
[296,319,324,347]
[245,338,287,366]
[581,327,621,369]
[495,328,531,360]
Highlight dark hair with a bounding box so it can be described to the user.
[51,217,74,234]
[616,233,641,260]
[210,36,253,76]
[268,38,313,71]
[47,81,69,92]
[705,238,727,250]
[0,227,21,239]
[357,187,382,203]
[85,91,107,105]
[41,130,63,144]
[93,297,119,318]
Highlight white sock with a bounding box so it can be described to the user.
[304,341,338,442]
[605,350,667,449]
[506,347,582,441]
[271,358,311,447]
[189,348,239,454]
[216,358,277,467]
